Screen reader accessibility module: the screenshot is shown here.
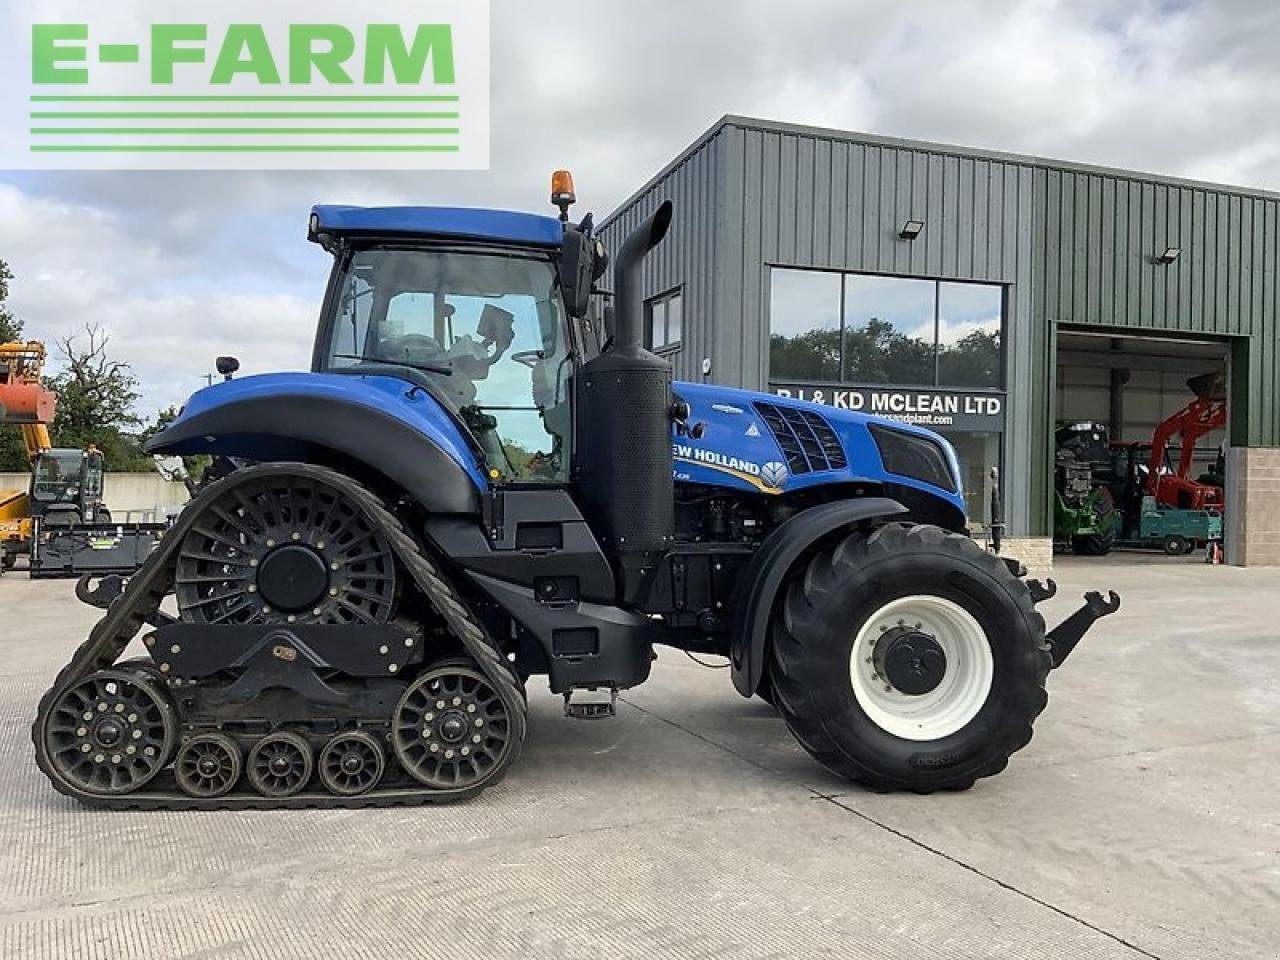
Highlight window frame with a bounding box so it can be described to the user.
[644,287,684,354]
[767,266,1007,393]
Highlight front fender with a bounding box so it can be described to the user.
[730,497,908,697]
[146,373,486,515]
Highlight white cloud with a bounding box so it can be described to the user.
[3,0,1280,415]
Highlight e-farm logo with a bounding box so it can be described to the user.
[3,0,489,170]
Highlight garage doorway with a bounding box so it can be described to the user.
[1055,329,1229,562]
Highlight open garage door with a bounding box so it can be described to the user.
[1055,330,1229,561]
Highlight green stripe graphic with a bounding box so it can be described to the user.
[32,112,459,119]
[32,128,460,136]
[31,144,462,153]
[31,95,459,102]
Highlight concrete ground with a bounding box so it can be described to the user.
[0,559,1276,960]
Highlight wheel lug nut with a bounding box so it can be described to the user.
[248,584,257,593]
[452,697,461,706]
[249,558,259,568]
[132,730,142,739]
[80,744,91,753]
[291,532,301,541]
[444,749,454,759]
[111,754,122,764]
[331,562,340,571]
[461,747,470,756]
[475,718,485,728]
[76,726,87,737]
[128,713,137,722]
[266,539,276,548]
[328,588,338,596]
[97,702,108,712]
[435,701,445,710]
[126,745,136,755]
[94,753,105,763]
[471,734,481,744]
[82,711,93,721]
[424,712,434,722]
[465,704,476,713]
[429,743,439,753]
[114,703,125,713]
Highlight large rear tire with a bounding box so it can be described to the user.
[769,523,1050,792]
[1071,486,1117,556]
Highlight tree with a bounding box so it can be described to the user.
[0,260,22,343]
[47,325,151,471]
[937,330,1000,388]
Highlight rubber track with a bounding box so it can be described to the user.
[30,463,527,810]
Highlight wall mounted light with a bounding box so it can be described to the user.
[1156,246,1181,264]
[899,219,925,240]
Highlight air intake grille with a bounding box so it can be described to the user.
[753,402,848,475]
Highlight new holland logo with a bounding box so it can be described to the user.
[760,461,788,489]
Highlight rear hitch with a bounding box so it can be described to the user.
[1046,590,1121,668]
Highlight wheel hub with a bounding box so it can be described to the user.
[875,626,947,696]
[438,712,468,744]
[93,718,124,747]
[256,545,330,612]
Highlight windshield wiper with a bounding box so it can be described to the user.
[332,354,454,376]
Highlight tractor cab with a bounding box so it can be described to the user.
[29,447,107,525]
[308,177,605,487]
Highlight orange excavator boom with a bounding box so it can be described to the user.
[0,341,57,461]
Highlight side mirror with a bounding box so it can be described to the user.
[557,229,595,318]
[215,356,240,380]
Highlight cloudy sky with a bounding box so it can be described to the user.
[2,0,1278,417]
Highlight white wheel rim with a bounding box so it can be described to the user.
[849,595,994,741]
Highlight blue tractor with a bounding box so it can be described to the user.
[33,176,1117,807]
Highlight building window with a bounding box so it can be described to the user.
[769,268,1003,390]
[646,289,683,352]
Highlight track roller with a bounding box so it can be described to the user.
[246,731,314,797]
[175,733,243,798]
[40,669,176,797]
[393,661,517,791]
[319,731,385,796]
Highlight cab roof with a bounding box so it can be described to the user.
[309,205,564,248]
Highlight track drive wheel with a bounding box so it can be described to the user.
[769,523,1050,793]
[393,660,522,792]
[175,733,243,798]
[319,731,385,796]
[40,669,177,797]
[175,472,397,627]
[247,731,314,797]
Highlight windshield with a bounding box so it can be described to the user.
[33,453,84,503]
[321,247,572,483]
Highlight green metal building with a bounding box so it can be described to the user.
[599,115,1279,563]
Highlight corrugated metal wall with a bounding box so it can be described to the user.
[601,117,1280,537]
[1032,168,1280,448]
[716,122,1042,536]
[596,130,727,382]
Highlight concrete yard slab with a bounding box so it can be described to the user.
[0,561,1276,959]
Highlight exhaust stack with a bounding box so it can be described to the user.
[574,201,676,601]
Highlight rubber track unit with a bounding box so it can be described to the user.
[31,463,527,810]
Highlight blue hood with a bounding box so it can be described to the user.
[671,381,967,514]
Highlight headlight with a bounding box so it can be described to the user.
[868,424,957,492]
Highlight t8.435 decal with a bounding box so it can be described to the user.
[672,443,789,493]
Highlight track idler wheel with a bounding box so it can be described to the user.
[41,669,176,797]
[246,731,313,797]
[319,731,385,796]
[175,733,243,798]
[392,661,518,791]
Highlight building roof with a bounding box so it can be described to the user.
[602,114,1280,229]
[310,205,564,247]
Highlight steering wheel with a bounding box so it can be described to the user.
[510,349,544,369]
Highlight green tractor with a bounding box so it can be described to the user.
[1054,421,1120,556]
